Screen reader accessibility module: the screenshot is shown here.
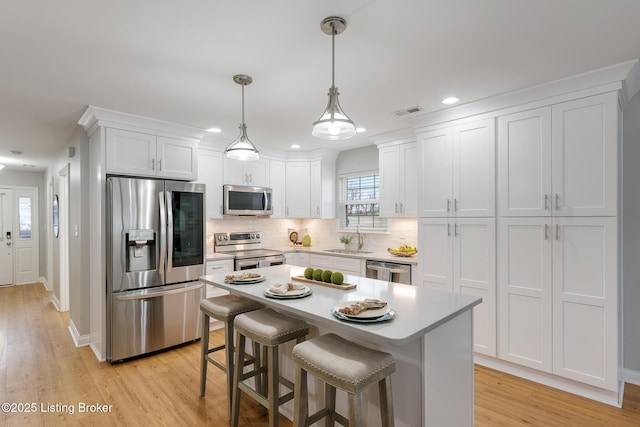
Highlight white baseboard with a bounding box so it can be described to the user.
[68,319,91,348]
[39,276,50,291]
[51,293,61,311]
[475,354,622,407]
[90,343,106,362]
[622,368,640,386]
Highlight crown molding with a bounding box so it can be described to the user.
[78,106,206,141]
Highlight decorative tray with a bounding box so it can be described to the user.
[291,276,356,290]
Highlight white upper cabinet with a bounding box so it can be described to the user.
[551,93,618,216]
[269,159,286,218]
[498,92,618,217]
[105,128,197,180]
[379,142,417,217]
[285,161,311,218]
[310,159,335,219]
[223,157,270,187]
[498,107,552,216]
[418,118,495,218]
[197,148,224,219]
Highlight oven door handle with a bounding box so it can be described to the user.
[115,283,203,301]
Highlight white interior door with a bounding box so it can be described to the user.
[0,188,14,286]
[14,187,39,285]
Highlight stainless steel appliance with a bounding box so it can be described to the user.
[106,177,205,362]
[365,260,412,285]
[214,231,285,270]
[223,184,272,216]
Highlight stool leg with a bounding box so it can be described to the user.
[379,376,394,427]
[231,331,246,427]
[293,365,308,427]
[199,312,209,396]
[347,392,363,427]
[224,318,235,420]
[268,345,279,427]
[325,384,335,427]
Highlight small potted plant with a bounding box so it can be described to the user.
[340,235,353,251]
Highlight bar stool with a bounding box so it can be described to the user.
[231,307,309,427]
[199,295,263,419]
[292,333,396,427]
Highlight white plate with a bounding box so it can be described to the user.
[264,288,312,299]
[334,301,391,319]
[226,274,265,284]
[332,309,395,323]
[265,286,310,297]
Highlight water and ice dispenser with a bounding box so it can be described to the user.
[126,229,156,272]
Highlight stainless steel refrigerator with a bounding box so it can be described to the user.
[106,177,205,362]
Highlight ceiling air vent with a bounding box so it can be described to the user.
[393,106,423,116]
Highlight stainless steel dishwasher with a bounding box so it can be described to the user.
[365,260,412,285]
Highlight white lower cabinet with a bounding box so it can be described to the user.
[498,217,618,391]
[308,254,362,277]
[204,259,233,299]
[418,218,496,356]
[284,252,310,267]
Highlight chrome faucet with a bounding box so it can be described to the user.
[356,228,364,250]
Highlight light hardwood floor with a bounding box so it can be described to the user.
[1,283,640,426]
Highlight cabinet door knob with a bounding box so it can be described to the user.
[454,198,458,212]
[152,158,155,171]
[555,224,560,240]
[544,194,550,210]
[159,159,162,171]
[447,199,451,212]
[395,203,398,214]
[544,224,549,240]
[555,194,560,210]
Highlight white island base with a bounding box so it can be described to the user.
[201,265,480,427]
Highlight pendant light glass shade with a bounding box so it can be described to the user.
[312,87,356,140]
[312,16,356,141]
[225,74,259,161]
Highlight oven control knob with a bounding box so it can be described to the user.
[250,233,256,239]
[255,233,260,239]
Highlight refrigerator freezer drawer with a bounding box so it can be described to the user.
[108,282,204,362]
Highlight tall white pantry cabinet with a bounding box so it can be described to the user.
[415,88,624,404]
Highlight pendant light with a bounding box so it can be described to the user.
[225,74,259,161]
[312,16,356,141]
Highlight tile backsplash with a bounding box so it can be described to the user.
[206,217,417,253]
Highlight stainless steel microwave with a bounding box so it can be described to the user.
[223,184,273,216]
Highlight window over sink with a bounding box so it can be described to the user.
[338,171,387,232]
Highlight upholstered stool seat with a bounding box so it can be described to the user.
[231,307,309,427]
[199,295,263,419]
[292,333,396,427]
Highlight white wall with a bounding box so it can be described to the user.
[46,126,91,336]
[0,169,47,280]
[623,92,640,372]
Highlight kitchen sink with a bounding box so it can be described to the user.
[325,249,373,254]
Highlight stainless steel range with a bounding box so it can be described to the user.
[214,231,285,270]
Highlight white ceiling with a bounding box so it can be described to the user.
[1,0,640,171]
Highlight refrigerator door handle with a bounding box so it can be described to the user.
[115,283,204,301]
[158,191,167,283]
[165,191,174,273]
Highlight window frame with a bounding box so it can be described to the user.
[337,170,387,233]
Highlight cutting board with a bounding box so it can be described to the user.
[291,276,356,290]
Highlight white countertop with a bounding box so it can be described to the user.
[276,245,419,265]
[200,264,480,346]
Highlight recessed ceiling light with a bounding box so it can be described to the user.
[0,164,5,170]
[207,127,222,133]
[356,127,366,133]
[442,97,460,105]
[290,144,301,149]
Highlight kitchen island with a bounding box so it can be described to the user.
[200,264,481,427]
